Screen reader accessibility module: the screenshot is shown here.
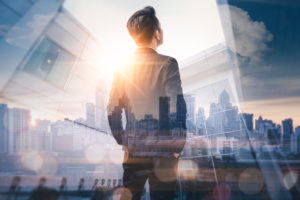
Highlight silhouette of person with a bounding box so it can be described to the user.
[92,179,99,191]
[38,177,46,188]
[59,177,68,200]
[29,177,59,200]
[7,176,21,200]
[107,6,186,200]
[77,178,85,197]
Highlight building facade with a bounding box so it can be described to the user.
[0,0,110,155]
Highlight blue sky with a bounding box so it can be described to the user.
[224,0,300,126]
[228,0,300,100]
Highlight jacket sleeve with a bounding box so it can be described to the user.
[164,58,187,154]
[107,71,124,145]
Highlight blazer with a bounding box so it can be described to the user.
[107,47,187,157]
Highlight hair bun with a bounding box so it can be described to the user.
[143,6,156,16]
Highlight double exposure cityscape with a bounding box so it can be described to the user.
[0,0,300,199]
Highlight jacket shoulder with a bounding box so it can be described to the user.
[156,53,178,66]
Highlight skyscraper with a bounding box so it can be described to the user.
[219,89,230,109]
[95,81,109,131]
[176,94,187,129]
[206,90,240,137]
[159,97,170,131]
[0,104,9,153]
[7,108,31,154]
[255,116,263,131]
[196,107,206,135]
[267,129,280,145]
[282,118,293,152]
[296,126,300,154]
[282,118,293,135]
[241,113,253,131]
[277,124,282,134]
[184,94,195,126]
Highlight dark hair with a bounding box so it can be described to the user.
[127,6,160,45]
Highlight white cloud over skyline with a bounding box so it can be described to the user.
[224,5,273,64]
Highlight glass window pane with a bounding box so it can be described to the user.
[46,48,75,88]
[24,38,58,79]
[1,0,32,16]
[0,2,20,39]
[24,38,75,88]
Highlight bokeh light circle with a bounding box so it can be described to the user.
[178,159,199,181]
[113,187,132,200]
[154,158,178,182]
[38,154,58,176]
[238,168,264,195]
[20,152,43,172]
[108,145,124,164]
[283,171,298,190]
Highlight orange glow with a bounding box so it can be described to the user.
[20,152,43,172]
[113,187,132,200]
[98,44,135,74]
[238,168,264,195]
[30,118,36,127]
[108,145,124,164]
[178,159,199,181]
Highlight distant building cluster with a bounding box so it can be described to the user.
[181,90,300,159]
[1,88,300,159]
[0,103,112,156]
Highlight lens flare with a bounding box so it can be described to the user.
[283,171,298,190]
[238,168,264,195]
[20,152,43,172]
[30,118,36,127]
[154,158,178,182]
[113,187,132,200]
[178,159,199,181]
[38,154,58,176]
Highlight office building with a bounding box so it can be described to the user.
[184,95,195,126]
[0,0,110,155]
[0,104,9,153]
[282,118,293,152]
[241,113,253,131]
[159,97,170,131]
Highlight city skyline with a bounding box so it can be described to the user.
[1,1,300,199]
[1,89,299,134]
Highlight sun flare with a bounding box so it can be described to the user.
[97,43,135,74]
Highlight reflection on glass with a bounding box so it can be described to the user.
[24,38,75,88]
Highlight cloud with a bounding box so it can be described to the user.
[0,25,11,37]
[241,75,300,101]
[220,5,273,64]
